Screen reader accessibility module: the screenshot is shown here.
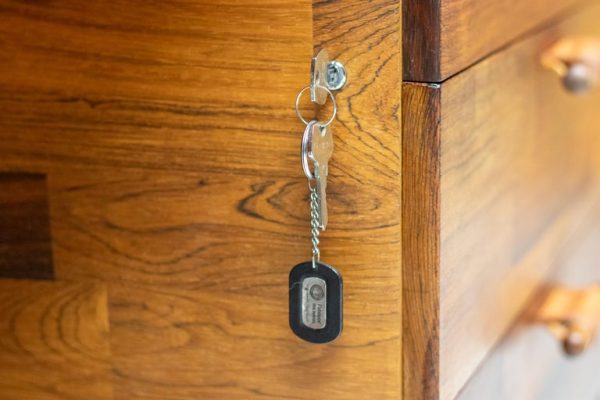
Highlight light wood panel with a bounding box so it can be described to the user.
[458,186,600,400]
[0,1,403,399]
[403,3,600,399]
[403,0,594,81]
[0,280,112,400]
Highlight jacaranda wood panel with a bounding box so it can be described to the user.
[0,1,403,399]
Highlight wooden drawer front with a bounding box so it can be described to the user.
[458,192,600,400]
[403,3,600,400]
[403,0,593,81]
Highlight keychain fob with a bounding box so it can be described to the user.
[289,261,343,343]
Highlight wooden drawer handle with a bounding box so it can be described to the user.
[542,37,600,94]
[532,285,600,356]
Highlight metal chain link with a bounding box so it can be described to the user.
[309,182,321,270]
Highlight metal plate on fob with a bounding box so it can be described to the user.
[301,277,327,329]
[289,261,343,343]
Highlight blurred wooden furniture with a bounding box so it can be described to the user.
[403,0,592,81]
[404,1,600,399]
[2,1,600,399]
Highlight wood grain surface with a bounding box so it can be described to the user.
[0,1,403,399]
[403,0,594,81]
[402,82,441,400]
[403,3,600,399]
[0,280,112,400]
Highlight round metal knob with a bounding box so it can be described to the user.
[541,37,600,94]
[533,285,600,357]
[562,322,594,356]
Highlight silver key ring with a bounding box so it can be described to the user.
[295,85,337,127]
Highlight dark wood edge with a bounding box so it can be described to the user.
[403,0,441,81]
[0,172,54,280]
[402,82,441,399]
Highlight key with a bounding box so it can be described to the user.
[289,261,343,343]
[301,120,318,180]
[308,124,333,230]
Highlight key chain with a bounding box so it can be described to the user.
[289,85,343,344]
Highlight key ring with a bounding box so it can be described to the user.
[295,85,337,127]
